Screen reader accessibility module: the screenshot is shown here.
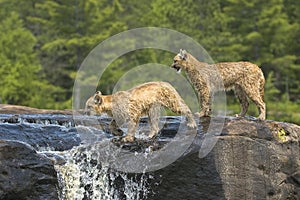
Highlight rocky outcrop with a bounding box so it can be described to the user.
[149,118,300,200]
[0,108,299,199]
[0,123,80,151]
[0,140,58,200]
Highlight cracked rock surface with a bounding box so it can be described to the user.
[0,106,299,199]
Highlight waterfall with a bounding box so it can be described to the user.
[0,114,192,200]
[55,141,154,200]
[53,121,160,200]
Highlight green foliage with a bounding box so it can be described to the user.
[265,71,280,102]
[27,0,128,106]
[0,12,59,108]
[0,0,299,124]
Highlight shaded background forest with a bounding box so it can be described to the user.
[0,0,299,123]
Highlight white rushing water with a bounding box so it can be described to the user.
[0,114,192,200]
[54,139,154,200]
[0,114,157,200]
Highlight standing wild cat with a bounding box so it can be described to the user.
[171,49,266,120]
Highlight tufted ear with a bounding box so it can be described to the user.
[93,91,102,105]
[179,49,187,60]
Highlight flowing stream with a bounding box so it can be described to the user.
[55,149,152,199]
[0,114,166,199]
[0,114,196,200]
[54,138,155,200]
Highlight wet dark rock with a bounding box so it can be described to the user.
[0,114,113,151]
[0,122,80,151]
[0,140,58,200]
[0,109,299,199]
[149,118,300,200]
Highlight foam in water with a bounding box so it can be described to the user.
[0,115,154,199]
[55,140,154,200]
[0,115,195,199]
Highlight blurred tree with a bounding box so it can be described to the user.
[28,0,128,107]
[265,71,280,102]
[0,0,299,123]
[223,0,300,99]
[0,11,60,108]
